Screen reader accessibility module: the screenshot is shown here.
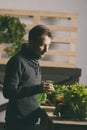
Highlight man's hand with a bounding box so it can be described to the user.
[41,81,55,93]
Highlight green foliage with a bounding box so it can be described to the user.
[0,15,26,55]
[36,93,47,105]
[36,81,87,120]
[54,83,87,120]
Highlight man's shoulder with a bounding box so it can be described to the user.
[6,52,22,65]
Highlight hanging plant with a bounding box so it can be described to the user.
[0,15,26,56]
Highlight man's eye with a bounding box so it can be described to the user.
[39,43,43,47]
[40,43,45,47]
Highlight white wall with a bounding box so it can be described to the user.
[0,0,87,85]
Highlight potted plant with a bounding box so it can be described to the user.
[36,82,87,120]
[53,83,87,120]
[0,15,26,56]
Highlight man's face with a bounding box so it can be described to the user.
[33,35,51,58]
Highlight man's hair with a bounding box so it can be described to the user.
[28,24,53,43]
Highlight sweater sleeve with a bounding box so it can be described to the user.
[3,56,42,100]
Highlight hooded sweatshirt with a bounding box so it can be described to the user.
[3,43,42,122]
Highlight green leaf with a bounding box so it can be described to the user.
[36,93,47,105]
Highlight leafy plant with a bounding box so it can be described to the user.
[0,15,26,55]
[36,81,87,120]
[36,93,47,105]
[54,83,87,120]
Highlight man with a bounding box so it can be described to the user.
[3,24,54,130]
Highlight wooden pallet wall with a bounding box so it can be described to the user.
[0,9,78,68]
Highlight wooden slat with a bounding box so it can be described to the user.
[0,9,78,18]
[26,24,77,32]
[46,50,76,56]
[69,17,78,65]
[33,16,40,25]
[46,25,77,32]
[0,9,39,17]
[0,58,76,68]
[52,37,77,43]
[38,12,78,18]
[40,61,75,68]
[24,35,77,43]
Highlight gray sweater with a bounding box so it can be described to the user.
[3,43,42,122]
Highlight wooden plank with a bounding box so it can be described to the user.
[26,24,77,32]
[0,9,39,17]
[0,9,78,18]
[38,12,78,18]
[33,16,40,25]
[46,50,76,56]
[46,25,77,32]
[24,35,77,43]
[0,58,75,67]
[52,37,77,43]
[69,17,78,65]
[40,61,75,68]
